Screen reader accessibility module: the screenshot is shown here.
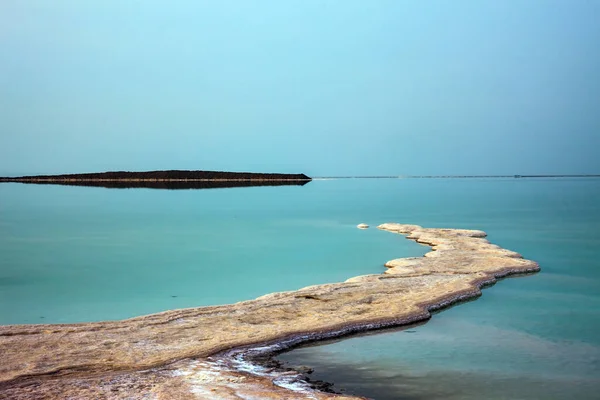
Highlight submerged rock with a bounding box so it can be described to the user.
[295,365,314,375]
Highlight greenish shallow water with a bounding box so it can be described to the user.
[1,178,599,399]
[276,178,600,400]
[0,180,427,324]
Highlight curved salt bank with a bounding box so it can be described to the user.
[0,224,539,399]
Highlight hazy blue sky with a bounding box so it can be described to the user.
[1,0,599,176]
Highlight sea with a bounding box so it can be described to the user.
[1,178,599,399]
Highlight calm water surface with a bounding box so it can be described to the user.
[277,178,600,400]
[1,178,599,399]
[0,180,425,323]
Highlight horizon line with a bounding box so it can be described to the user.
[313,174,600,179]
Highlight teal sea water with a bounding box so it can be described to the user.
[1,178,599,399]
[0,181,425,324]
[278,178,600,400]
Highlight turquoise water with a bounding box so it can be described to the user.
[0,180,427,324]
[1,178,599,399]
[277,178,600,399]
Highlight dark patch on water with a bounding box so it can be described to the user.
[2,180,310,190]
[277,352,600,400]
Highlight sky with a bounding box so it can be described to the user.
[0,0,599,177]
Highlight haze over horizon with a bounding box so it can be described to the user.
[1,1,599,177]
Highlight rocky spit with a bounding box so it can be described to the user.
[0,224,539,399]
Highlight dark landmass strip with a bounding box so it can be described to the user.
[12,180,310,190]
[0,170,312,189]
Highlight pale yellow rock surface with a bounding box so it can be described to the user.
[357,223,369,229]
[0,224,539,399]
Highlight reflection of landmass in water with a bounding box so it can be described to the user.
[7,180,310,190]
[0,170,312,190]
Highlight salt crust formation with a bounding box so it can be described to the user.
[0,224,539,399]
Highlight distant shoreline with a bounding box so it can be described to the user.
[0,170,312,189]
[0,170,312,182]
[315,174,600,179]
[2,172,597,183]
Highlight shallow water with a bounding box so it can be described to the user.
[0,179,428,324]
[277,178,600,399]
[1,178,599,399]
